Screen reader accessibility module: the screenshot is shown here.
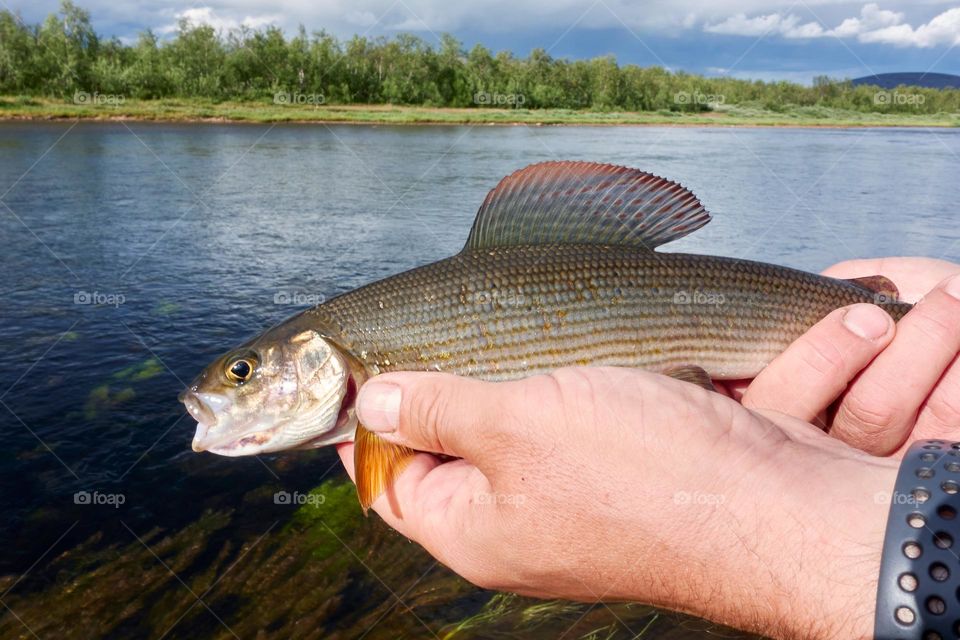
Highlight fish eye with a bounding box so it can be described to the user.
[224,355,256,384]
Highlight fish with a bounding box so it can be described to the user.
[179,161,913,510]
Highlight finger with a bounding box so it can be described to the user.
[823,258,960,303]
[355,372,513,467]
[913,353,960,444]
[335,442,494,558]
[832,273,960,454]
[741,304,894,422]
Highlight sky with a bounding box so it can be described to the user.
[6,0,960,83]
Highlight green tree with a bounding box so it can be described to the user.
[122,30,171,98]
[34,0,99,95]
[0,10,36,93]
[1,2,959,115]
[165,19,225,97]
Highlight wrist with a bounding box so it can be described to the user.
[607,413,896,639]
[759,442,896,640]
[623,433,892,639]
[655,432,895,639]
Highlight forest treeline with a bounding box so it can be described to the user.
[2,1,959,114]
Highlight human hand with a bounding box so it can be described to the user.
[337,367,895,640]
[725,258,960,456]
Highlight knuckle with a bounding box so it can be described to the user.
[834,391,906,451]
[545,366,610,411]
[910,312,959,352]
[534,368,577,400]
[403,380,450,450]
[539,369,601,433]
[403,376,526,455]
[923,377,960,431]
[795,332,849,379]
[506,372,566,425]
[918,414,960,442]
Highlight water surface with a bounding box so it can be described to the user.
[1,121,958,639]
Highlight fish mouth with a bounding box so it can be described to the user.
[183,376,357,456]
[179,390,273,455]
[190,413,286,456]
[198,422,286,456]
[182,390,219,426]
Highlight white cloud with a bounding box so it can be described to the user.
[703,3,960,48]
[344,10,378,28]
[859,7,960,47]
[704,13,785,37]
[782,17,825,39]
[704,12,825,39]
[11,0,960,52]
[158,6,281,35]
[831,3,904,38]
[389,16,435,31]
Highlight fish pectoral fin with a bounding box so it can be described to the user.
[354,423,416,515]
[463,161,710,251]
[845,275,900,303]
[663,365,716,392]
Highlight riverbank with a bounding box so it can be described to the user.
[2,96,958,127]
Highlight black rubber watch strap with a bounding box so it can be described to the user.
[875,439,960,640]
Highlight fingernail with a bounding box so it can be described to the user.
[843,304,891,340]
[944,273,960,301]
[356,381,401,432]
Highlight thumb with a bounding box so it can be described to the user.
[742,303,894,422]
[355,371,507,462]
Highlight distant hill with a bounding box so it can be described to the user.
[851,72,960,89]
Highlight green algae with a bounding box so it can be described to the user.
[288,479,363,559]
[112,357,163,383]
[442,593,516,637]
[152,302,181,316]
[130,360,163,382]
[84,384,136,420]
[0,481,759,639]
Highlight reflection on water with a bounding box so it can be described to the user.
[2,121,958,638]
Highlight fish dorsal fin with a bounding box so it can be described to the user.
[464,161,711,251]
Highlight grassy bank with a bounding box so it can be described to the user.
[2,96,959,127]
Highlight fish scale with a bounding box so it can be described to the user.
[306,244,912,382]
